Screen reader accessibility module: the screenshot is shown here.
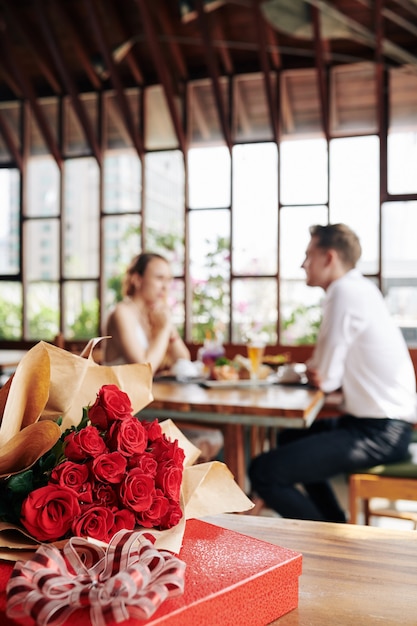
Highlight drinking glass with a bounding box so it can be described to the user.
[247,341,265,380]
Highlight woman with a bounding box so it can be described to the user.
[104,252,190,373]
[104,252,223,461]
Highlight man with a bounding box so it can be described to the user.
[249,223,416,522]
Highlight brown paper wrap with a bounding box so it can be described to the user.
[0,340,253,558]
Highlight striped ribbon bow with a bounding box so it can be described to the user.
[6,529,186,626]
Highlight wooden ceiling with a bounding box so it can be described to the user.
[1,0,417,157]
[1,0,417,99]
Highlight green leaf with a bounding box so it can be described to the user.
[7,470,34,495]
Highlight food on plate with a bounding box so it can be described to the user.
[211,355,273,381]
[212,363,239,381]
[262,352,291,370]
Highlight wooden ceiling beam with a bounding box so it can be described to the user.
[135,0,187,153]
[390,0,417,20]
[304,0,417,69]
[104,1,144,86]
[194,0,232,150]
[0,110,22,170]
[312,6,329,141]
[264,22,282,70]
[35,0,101,164]
[0,0,62,95]
[155,0,188,82]
[0,30,62,167]
[355,0,417,38]
[374,0,384,64]
[122,46,144,88]
[0,66,23,99]
[211,21,234,75]
[52,1,103,91]
[253,0,278,143]
[84,0,144,158]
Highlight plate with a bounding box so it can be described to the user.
[200,378,276,389]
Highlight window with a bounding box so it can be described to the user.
[2,63,417,346]
[0,102,21,163]
[388,67,417,195]
[382,202,417,346]
[144,150,185,274]
[280,138,328,206]
[0,168,20,274]
[64,158,100,278]
[189,208,230,342]
[232,143,278,276]
[329,136,379,275]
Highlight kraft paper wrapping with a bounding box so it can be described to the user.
[0,340,253,558]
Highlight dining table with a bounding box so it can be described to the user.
[0,350,28,378]
[0,513,414,625]
[141,380,325,490]
[202,512,417,625]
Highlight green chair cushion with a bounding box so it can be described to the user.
[354,455,417,478]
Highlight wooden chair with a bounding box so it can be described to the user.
[349,448,417,527]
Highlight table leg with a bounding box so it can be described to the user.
[251,425,269,457]
[222,423,246,491]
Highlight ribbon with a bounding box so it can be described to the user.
[6,529,186,626]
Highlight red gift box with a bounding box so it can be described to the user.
[0,519,302,626]
[146,519,302,626]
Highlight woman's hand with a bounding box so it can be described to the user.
[148,305,172,334]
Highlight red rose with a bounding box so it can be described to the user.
[72,505,115,543]
[64,426,107,461]
[161,501,183,530]
[88,384,133,430]
[92,451,127,484]
[135,489,169,528]
[111,508,136,534]
[156,461,183,501]
[86,405,107,431]
[21,485,81,542]
[128,451,158,475]
[142,419,163,441]
[50,460,89,492]
[50,461,93,503]
[151,437,185,466]
[119,469,155,513]
[108,417,148,456]
[93,483,119,508]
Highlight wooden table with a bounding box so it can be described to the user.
[205,513,417,625]
[142,381,325,489]
[0,350,27,376]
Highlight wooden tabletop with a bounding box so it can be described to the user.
[141,381,325,489]
[205,513,417,625]
[145,380,325,428]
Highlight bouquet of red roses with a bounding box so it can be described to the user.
[0,384,185,544]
